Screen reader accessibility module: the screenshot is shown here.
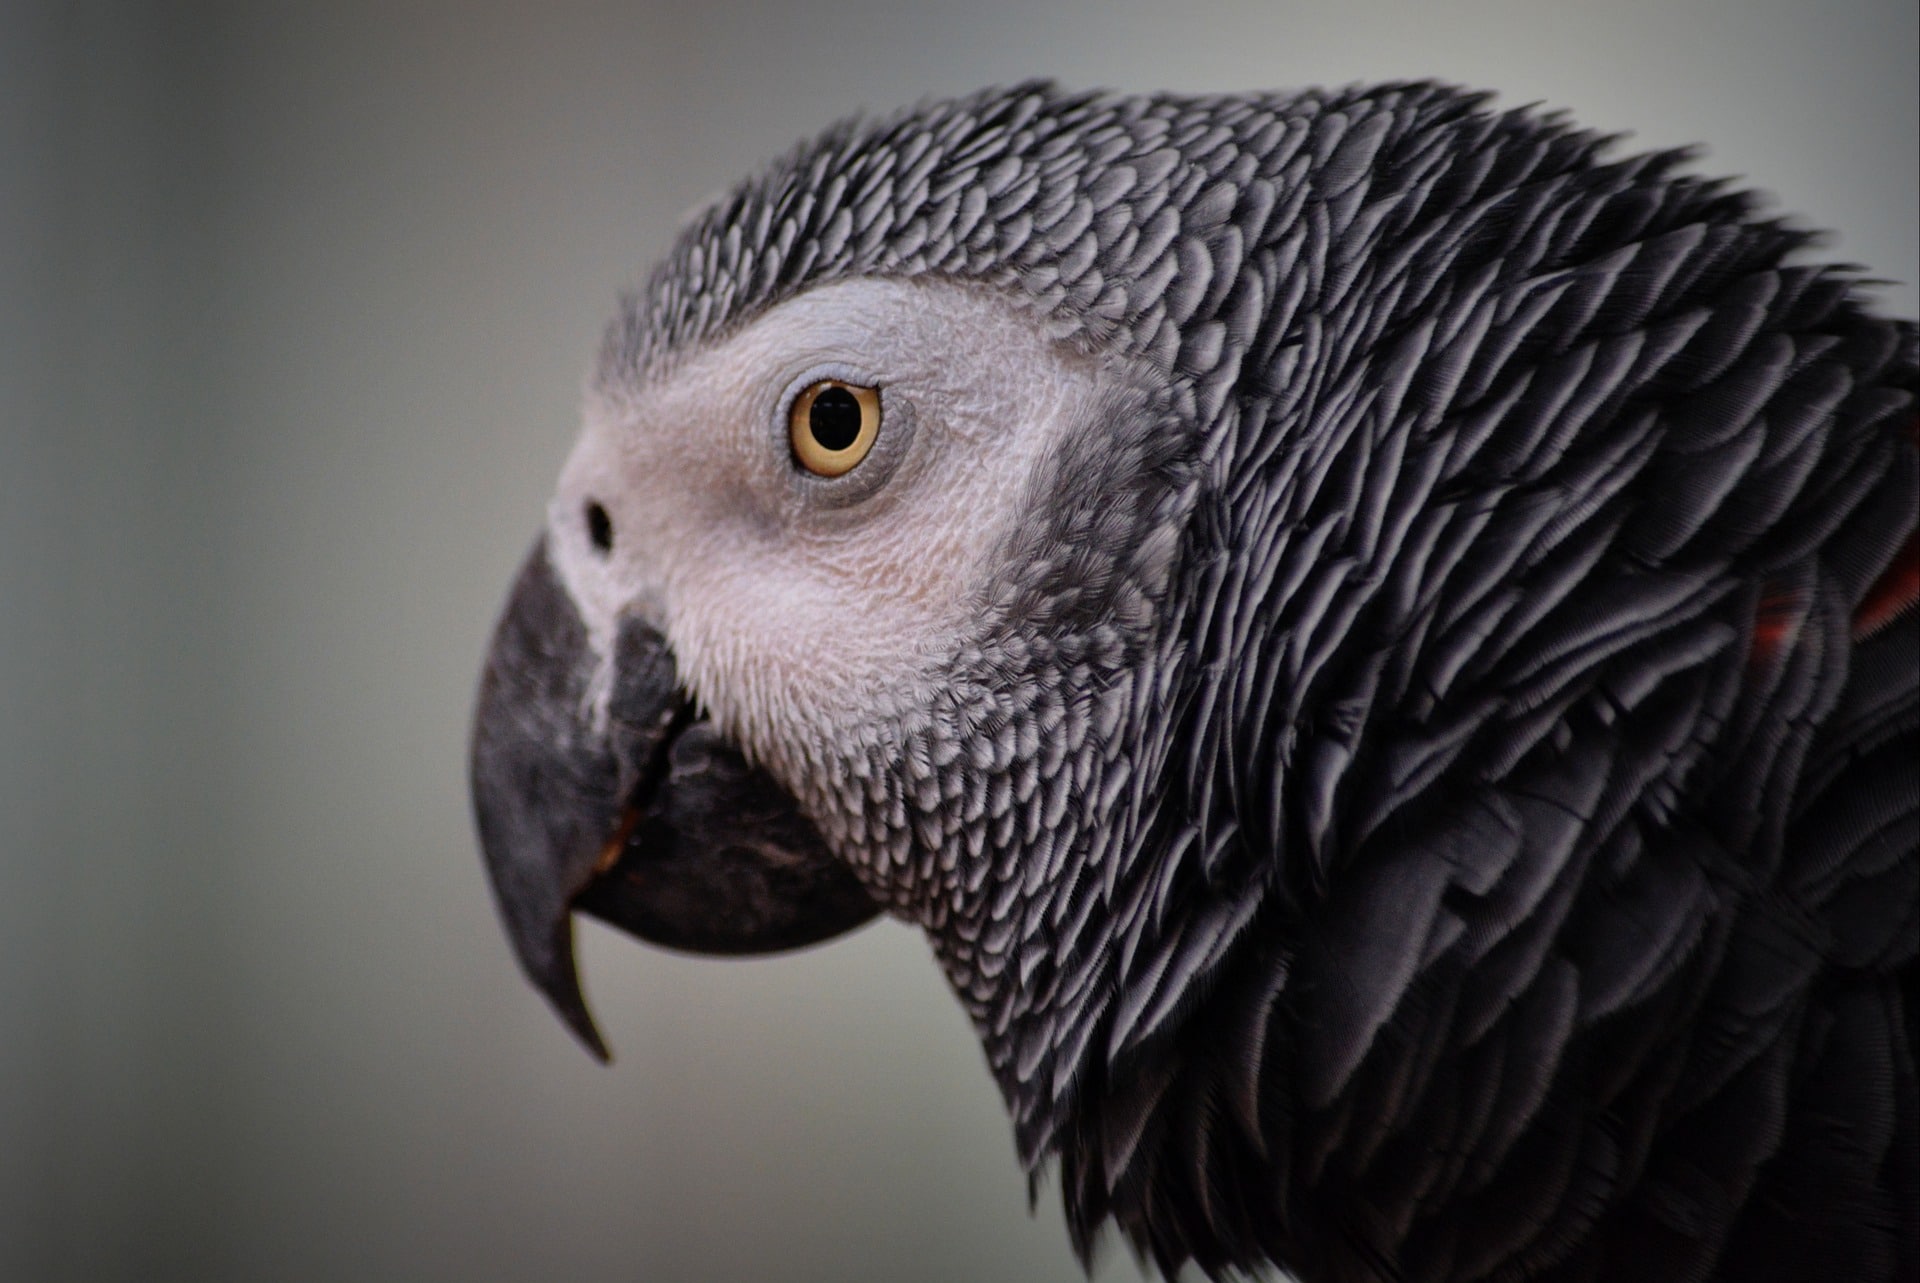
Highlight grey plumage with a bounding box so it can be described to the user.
[476,82,1918,1282]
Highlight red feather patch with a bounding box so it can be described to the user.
[1751,583,1808,669]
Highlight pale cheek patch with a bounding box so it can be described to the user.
[564,276,1125,783]
[668,551,935,764]
[808,508,987,614]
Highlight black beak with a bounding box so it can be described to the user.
[469,538,879,1059]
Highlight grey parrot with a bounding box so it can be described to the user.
[470,82,1919,1282]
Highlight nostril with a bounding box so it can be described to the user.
[585,501,613,554]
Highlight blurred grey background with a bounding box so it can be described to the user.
[2,2,1913,1280]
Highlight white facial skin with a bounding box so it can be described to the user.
[547,277,1114,788]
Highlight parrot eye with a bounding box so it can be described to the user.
[789,380,881,477]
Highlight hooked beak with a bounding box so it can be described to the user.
[469,537,879,1059]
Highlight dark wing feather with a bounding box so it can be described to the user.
[1052,87,1916,1283]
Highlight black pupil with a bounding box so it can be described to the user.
[585,501,613,553]
[808,386,863,452]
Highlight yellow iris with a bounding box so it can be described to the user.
[789,380,882,477]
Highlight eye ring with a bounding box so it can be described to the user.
[789,380,882,477]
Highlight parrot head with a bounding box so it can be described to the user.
[470,269,1188,1069]
[472,84,1218,1132]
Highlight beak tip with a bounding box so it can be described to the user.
[535,967,613,1062]
[518,917,614,1064]
[563,1007,613,1065]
